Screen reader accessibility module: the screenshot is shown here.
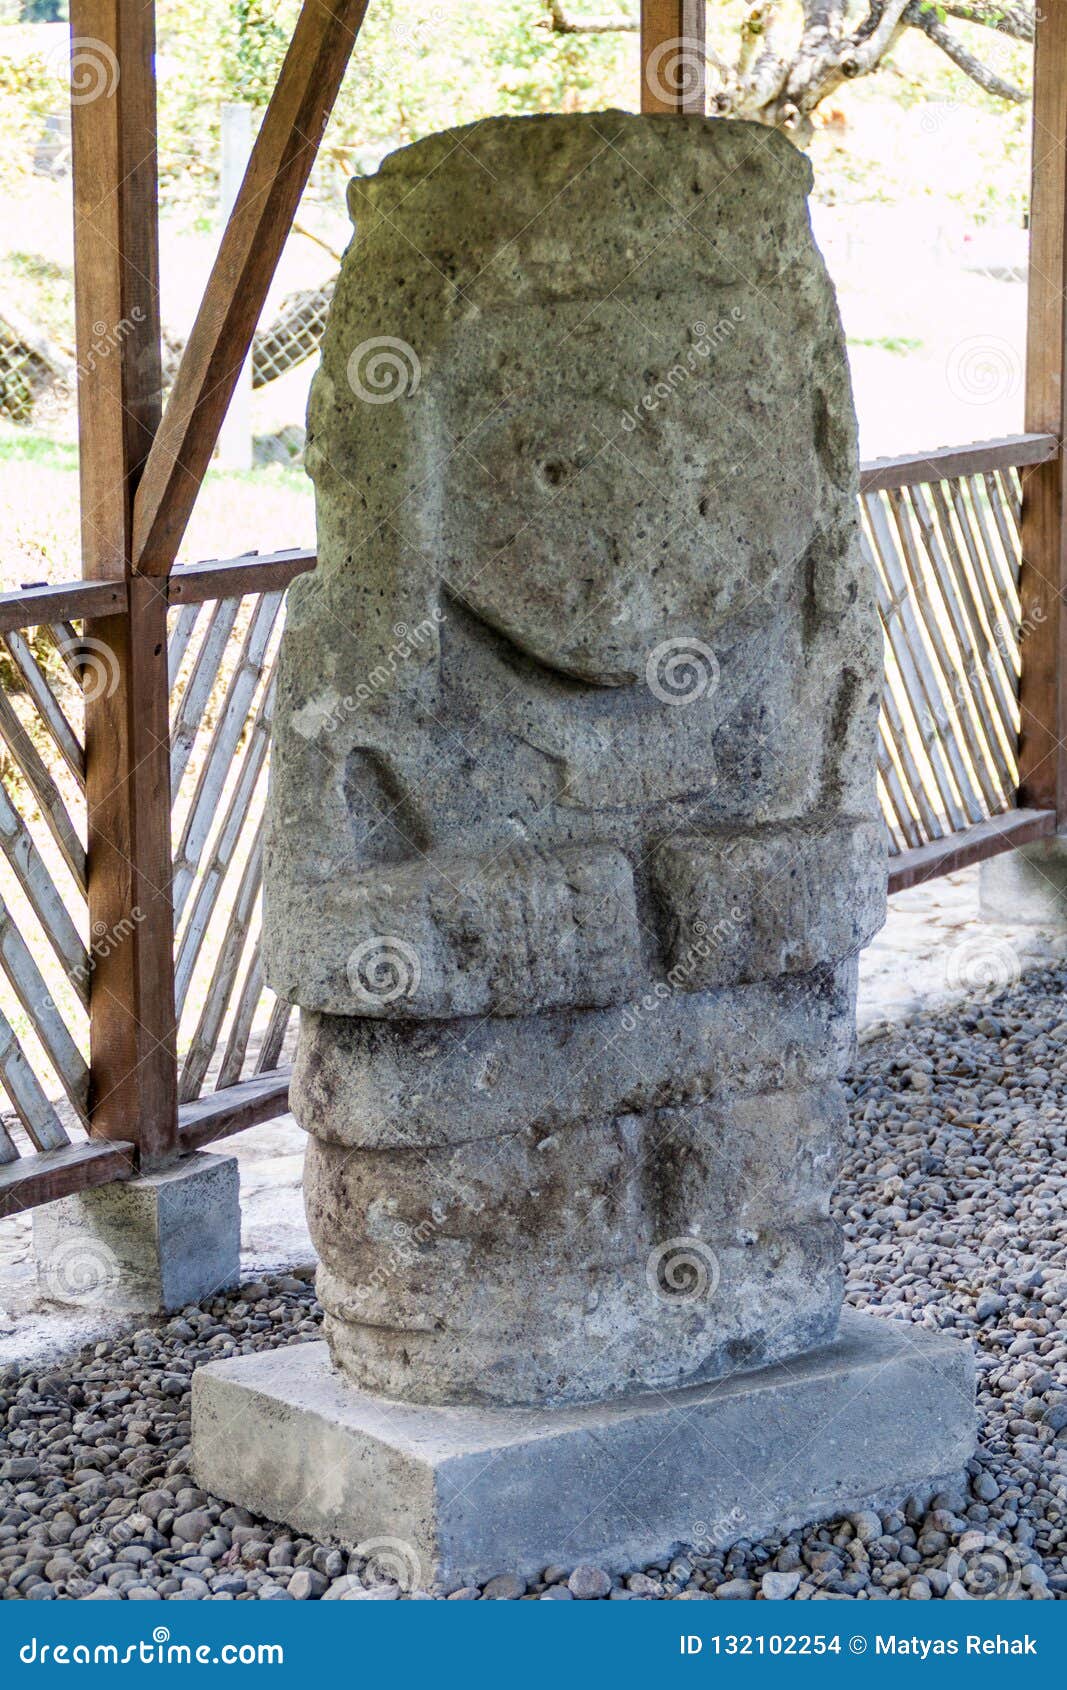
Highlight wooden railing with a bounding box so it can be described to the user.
[860,433,1058,893]
[0,551,311,1215]
[0,433,1056,1217]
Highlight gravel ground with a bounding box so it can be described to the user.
[2,966,1066,1603]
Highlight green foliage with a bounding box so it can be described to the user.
[0,49,61,184]
[850,335,924,355]
[155,2,633,207]
[0,0,1037,229]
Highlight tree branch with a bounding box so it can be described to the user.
[908,5,1029,100]
[843,0,912,75]
[935,3,1034,43]
[542,0,1034,130]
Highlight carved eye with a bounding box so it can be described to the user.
[540,459,567,488]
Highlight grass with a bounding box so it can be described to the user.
[0,427,76,470]
[850,335,925,357]
[0,419,314,590]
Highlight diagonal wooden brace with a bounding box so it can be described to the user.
[132,0,370,578]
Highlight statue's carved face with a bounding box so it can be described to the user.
[434,301,828,686]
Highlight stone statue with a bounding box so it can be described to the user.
[263,110,886,1410]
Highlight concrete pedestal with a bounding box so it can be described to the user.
[34,1151,239,1313]
[192,1310,975,1590]
[979,836,1067,926]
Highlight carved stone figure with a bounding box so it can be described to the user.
[263,111,886,1410]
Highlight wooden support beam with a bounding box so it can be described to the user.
[1018,7,1067,825]
[640,1,706,114]
[168,548,316,605]
[860,433,1058,496]
[71,1,177,1165]
[132,0,370,577]
[887,808,1056,896]
[0,579,127,635]
[0,1139,136,1221]
[178,1069,292,1152]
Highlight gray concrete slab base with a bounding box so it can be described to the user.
[191,1309,975,1590]
[33,1151,239,1314]
[979,836,1067,926]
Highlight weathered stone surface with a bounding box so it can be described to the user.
[261,112,886,1407]
[654,818,886,990]
[278,843,641,1019]
[291,962,860,1151]
[192,1311,976,1590]
[306,1084,845,1406]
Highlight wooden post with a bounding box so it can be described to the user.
[1018,3,1067,826]
[70,1,178,1165]
[640,1,706,114]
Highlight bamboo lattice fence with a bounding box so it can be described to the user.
[0,434,1057,1213]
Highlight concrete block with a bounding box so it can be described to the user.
[34,1151,239,1313]
[980,836,1067,926]
[192,1310,975,1590]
